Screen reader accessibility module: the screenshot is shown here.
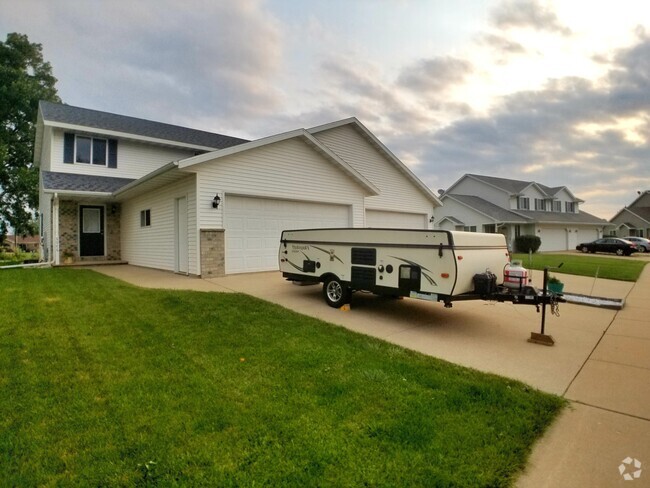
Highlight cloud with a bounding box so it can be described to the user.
[397,57,473,95]
[491,0,572,36]
[0,0,285,129]
[479,33,527,56]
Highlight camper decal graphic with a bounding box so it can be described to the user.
[311,245,344,263]
[390,257,438,286]
[285,251,312,272]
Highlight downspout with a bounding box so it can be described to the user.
[52,192,60,265]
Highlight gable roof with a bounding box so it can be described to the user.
[308,117,442,206]
[38,101,249,151]
[443,194,531,223]
[41,171,135,194]
[177,127,380,196]
[444,194,607,226]
[445,174,582,201]
[610,205,650,224]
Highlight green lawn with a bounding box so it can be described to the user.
[0,268,564,487]
[512,253,647,282]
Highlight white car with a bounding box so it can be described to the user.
[623,236,650,252]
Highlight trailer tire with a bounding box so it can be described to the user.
[323,277,351,308]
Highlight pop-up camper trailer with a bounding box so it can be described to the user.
[279,228,512,307]
[279,228,563,343]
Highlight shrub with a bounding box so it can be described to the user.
[515,235,541,253]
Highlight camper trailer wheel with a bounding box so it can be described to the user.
[323,277,351,308]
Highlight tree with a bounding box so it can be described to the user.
[0,32,60,237]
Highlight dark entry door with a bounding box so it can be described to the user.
[79,205,105,256]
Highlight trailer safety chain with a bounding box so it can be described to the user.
[550,293,560,317]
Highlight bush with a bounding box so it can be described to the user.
[515,235,541,253]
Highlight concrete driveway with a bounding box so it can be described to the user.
[92,263,650,487]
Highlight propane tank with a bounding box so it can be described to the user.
[504,260,529,290]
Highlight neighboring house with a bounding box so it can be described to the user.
[36,101,441,276]
[609,190,650,237]
[2,235,39,253]
[436,174,608,252]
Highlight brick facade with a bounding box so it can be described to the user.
[200,229,225,277]
[58,200,122,262]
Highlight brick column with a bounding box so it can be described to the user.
[200,229,225,277]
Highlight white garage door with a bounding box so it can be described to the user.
[366,210,428,229]
[225,196,350,274]
[577,228,598,245]
[539,227,566,251]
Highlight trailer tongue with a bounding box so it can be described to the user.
[279,228,564,344]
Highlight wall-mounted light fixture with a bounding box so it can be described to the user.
[111,204,117,215]
[212,194,221,209]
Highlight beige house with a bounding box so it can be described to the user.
[36,102,441,276]
[609,190,650,238]
[436,174,608,252]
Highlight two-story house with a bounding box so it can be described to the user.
[609,190,650,238]
[36,101,441,276]
[436,174,608,251]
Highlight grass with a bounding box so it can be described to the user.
[512,252,647,282]
[0,268,565,487]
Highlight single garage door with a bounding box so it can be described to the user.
[538,227,566,251]
[577,228,598,246]
[366,210,428,229]
[225,196,350,273]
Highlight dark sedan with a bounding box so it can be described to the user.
[576,238,637,256]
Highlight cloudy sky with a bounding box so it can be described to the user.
[1,0,649,218]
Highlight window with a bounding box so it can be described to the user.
[517,197,530,210]
[515,225,521,238]
[534,198,545,211]
[64,132,118,167]
[463,226,477,232]
[75,136,108,165]
[140,209,151,227]
[483,224,496,233]
[553,201,561,212]
[565,201,576,213]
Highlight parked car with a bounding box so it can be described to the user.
[622,236,650,253]
[576,238,637,256]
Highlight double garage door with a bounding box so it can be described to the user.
[225,196,350,274]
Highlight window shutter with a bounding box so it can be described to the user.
[108,139,118,168]
[63,133,75,163]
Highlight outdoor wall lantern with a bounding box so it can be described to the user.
[212,194,221,209]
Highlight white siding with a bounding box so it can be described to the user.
[49,129,196,179]
[121,175,198,274]
[312,126,434,216]
[366,210,427,229]
[191,137,367,229]
[39,188,52,260]
[450,178,511,208]
[437,197,494,229]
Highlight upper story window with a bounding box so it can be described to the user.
[76,136,107,165]
[565,201,576,213]
[553,201,562,212]
[534,198,545,211]
[517,197,530,210]
[64,132,118,168]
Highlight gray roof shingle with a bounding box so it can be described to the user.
[448,194,607,225]
[40,101,249,149]
[467,174,568,198]
[446,194,531,222]
[42,171,135,193]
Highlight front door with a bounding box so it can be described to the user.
[79,205,105,257]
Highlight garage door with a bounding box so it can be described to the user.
[538,227,566,251]
[577,228,598,245]
[366,210,427,229]
[225,196,350,274]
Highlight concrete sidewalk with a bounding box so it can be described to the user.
[90,264,649,486]
[517,265,650,487]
